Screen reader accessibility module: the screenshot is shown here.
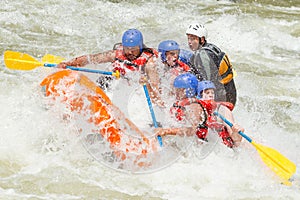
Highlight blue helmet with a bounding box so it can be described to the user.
[173,73,198,98]
[122,29,144,51]
[158,40,180,62]
[197,81,216,98]
[178,49,193,65]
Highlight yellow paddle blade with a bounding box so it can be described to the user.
[252,141,296,183]
[41,54,65,64]
[4,51,42,70]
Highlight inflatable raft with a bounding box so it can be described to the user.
[40,70,193,173]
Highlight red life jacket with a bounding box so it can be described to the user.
[171,98,235,148]
[178,60,190,71]
[168,60,190,76]
[112,46,158,76]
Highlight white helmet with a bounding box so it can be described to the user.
[186,23,208,38]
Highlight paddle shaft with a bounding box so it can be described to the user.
[143,84,163,147]
[213,111,252,142]
[143,84,158,128]
[44,63,114,76]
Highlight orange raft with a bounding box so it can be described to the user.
[40,70,165,171]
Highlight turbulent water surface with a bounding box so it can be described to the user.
[1,0,300,199]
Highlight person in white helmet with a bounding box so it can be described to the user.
[186,23,237,107]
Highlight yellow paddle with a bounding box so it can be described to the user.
[41,54,65,64]
[214,111,296,185]
[4,51,120,78]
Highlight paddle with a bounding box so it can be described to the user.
[41,54,65,64]
[213,111,296,185]
[143,84,163,147]
[4,51,120,78]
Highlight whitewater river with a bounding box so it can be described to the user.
[1,0,300,199]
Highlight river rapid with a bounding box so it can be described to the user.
[1,0,300,199]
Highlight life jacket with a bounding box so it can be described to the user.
[112,45,158,76]
[168,60,190,76]
[191,43,237,106]
[177,60,190,71]
[202,43,234,85]
[171,98,234,148]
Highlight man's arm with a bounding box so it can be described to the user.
[89,50,116,64]
[155,127,194,137]
[57,50,116,68]
[218,105,243,145]
[144,56,164,107]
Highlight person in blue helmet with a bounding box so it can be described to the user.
[172,72,198,100]
[197,80,216,100]
[178,49,193,65]
[156,73,243,148]
[158,40,192,98]
[158,40,191,76]
[57,29,162,105]
[197,80,243,146]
